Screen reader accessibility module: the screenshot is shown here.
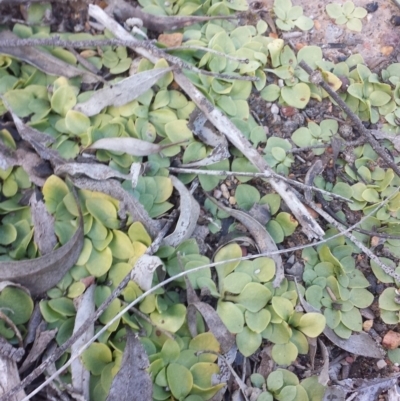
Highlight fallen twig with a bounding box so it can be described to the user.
[167,166,353,202]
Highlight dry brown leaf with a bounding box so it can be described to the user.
[74,67,172,116]
[130,255,163,291]
[162,176,200,247]
[55,162,131,181]
[88,137,178,157]
[106,328,152,401]
[207,196,284,287]
[30,191,57,256]
[0,191,84,296]
[19,324,57,373]
[158,33,183,47]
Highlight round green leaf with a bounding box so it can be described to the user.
[86,198,119,229]
[150,304,186,333]
[379,287,400,311]
[281,83,310,109]
[0,287,33,324]
[227,282,271,312]
[326,3,343,18]
[217,301,245,334]
[165,119,193,142]
[296,313,326,337]
[167,363,193,399]
[235,184,261,210]
[245,309,271,333]
[291,127,312,147]
[272,296,294,321]
[109,229,135,259]
[294,15,314,31]
[51,85,77,116]
[65,110,90,135]
[349,288,373,308]
[86,246,112,277]
[81,342,112,375]
[271,342,298,365]
[161,339,180,364]
[223,272,252,294]
[341,307,362,332]
[236,326,262,357]
[260,84,281,101]
[214,243,242,282]
[346,17,362,32]
[0,223,17,245]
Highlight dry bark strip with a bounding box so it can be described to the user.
[0,31,99,84]
[0,193,84,296]
[88,4,325,241]
[110,0,236,32]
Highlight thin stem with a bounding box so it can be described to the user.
[163,45,248,63]
[167,167,352,203]
[298,60,400,177]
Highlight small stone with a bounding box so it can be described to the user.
[220,184,230,199]
[381,46,394,56]
[377,359,387,370]
[363,320,373,332]
[229,196,236,205]
[271,104,280,115]
[213,189,222,199]
[383,330,400,349]
[339,124,353,139]
[158,32,183,47]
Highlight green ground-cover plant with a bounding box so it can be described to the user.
[206,243,326,364]
[273,0,314,32]
[3,0,400,400]
[326,1,367,32]
[302,231,373,339]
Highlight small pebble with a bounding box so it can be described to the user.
[213,189,222,199]
[271,104,280,115]
[363,320,373,332]
[220,184,230,199]
[383,330,400,349]
[377,359,387,370]
[229,196,236,205]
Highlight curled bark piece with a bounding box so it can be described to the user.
[304,160,324,203]
[163,176,200,247]
[207,196,284,287]
[0,193,83,296]
[130,255,163,291]
[111,0,235,32]
[71,285,95,401]
[55,162,131,181]
[30,191,57,256]
[0,31,99,84]
[0,352,26,401]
